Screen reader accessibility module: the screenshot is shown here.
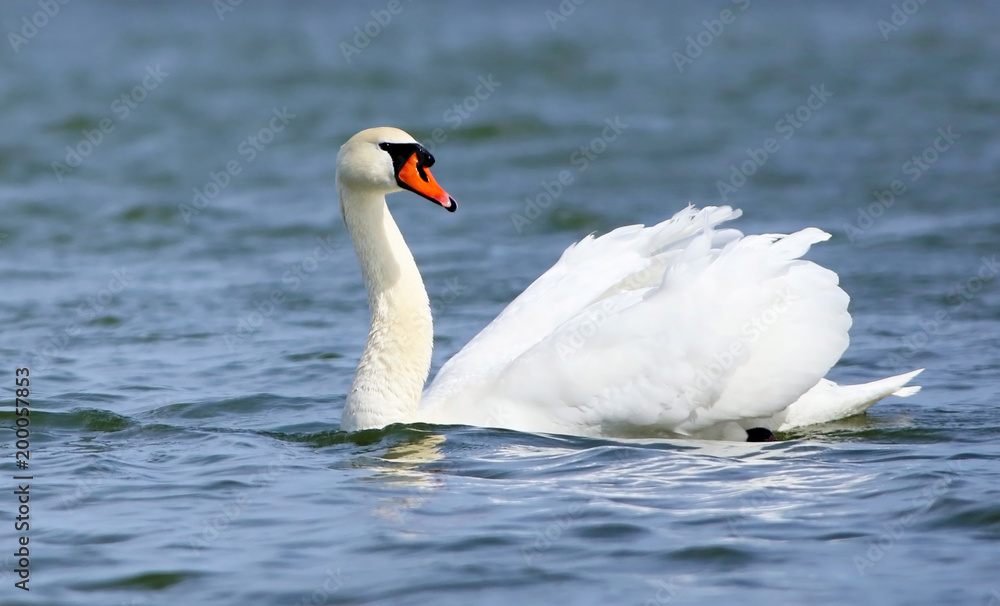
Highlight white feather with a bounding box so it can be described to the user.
[419,206,920,438]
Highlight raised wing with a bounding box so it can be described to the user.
[419,206,853,438]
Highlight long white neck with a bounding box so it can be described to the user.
[338,183,433,431]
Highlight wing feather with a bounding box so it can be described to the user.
[418,206,862,438]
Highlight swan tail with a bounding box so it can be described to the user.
[772,368,925,431]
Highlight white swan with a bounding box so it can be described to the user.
[337,127,922,441]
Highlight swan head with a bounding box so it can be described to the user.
[337,127,457,212]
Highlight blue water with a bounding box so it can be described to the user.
[2,1,1000,604]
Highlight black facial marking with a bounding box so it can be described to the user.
[378,141,435,184]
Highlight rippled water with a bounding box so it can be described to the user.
[2,1,1000,604]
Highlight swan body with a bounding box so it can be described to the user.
[337,127,922,440]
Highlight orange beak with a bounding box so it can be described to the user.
[397,152,457,212]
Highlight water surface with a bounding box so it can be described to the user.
[1,1,999,604]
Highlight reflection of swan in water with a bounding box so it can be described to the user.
[378,432,449,475]
[335,126,923,442]
[366,431,449,525]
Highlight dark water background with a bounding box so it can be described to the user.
[1,1,999,604]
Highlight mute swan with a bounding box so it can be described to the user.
[336,126,922,441]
